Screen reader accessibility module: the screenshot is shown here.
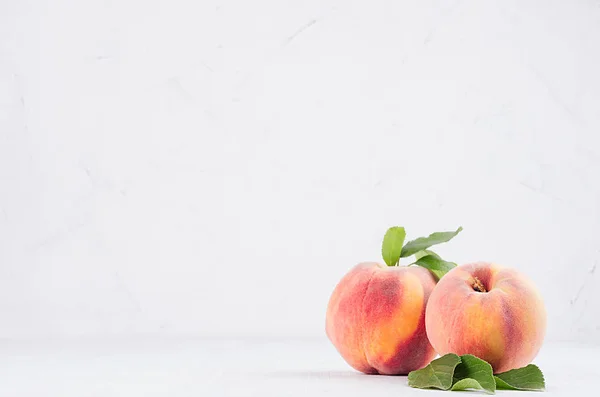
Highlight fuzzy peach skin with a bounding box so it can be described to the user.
[425,262,546,373]
[325,262,437,375]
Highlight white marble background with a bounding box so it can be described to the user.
[1,0,599,343]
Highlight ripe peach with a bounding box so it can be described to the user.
[326,262,437,375]
[425,262,546,373]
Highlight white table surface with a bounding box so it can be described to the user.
[0,338,593,396]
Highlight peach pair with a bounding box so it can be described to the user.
[326,262,546,374]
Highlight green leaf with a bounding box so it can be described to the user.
[408,354,462,390]
[412,255,457,280]
[414,249,441,260]
[400,227,463,258]
[451,354,496,394]
[494,364,545,391]
[452,378,493,393]
[494,377,518,390]
[381,226,406,266]
[408,353,546,394]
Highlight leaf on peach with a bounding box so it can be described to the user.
[414,249,441,260]
[381,226,406,266]
[411,255,457,280]
[400,227,463,258]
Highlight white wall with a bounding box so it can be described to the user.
[1,0,599,343]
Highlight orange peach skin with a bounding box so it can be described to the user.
[326,262,437,375]
[425,262,546,373]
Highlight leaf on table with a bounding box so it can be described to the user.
[408,354,462,390]
[408,353,545,394]
[494,364,545,391]
[400,227,463,258]
[451,378,493,393]
[451,354,496,394]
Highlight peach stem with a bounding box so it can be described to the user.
[472,276,487,292]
